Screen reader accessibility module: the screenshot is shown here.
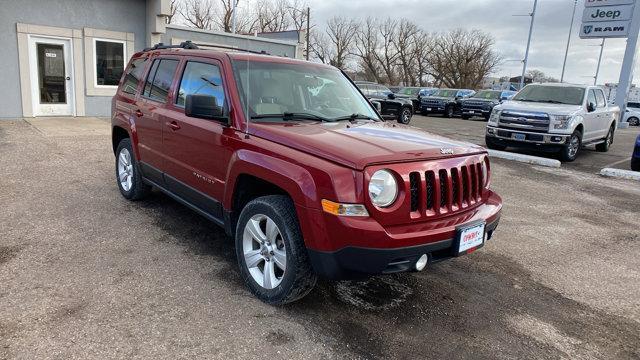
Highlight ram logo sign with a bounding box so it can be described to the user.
[579,20,630,38]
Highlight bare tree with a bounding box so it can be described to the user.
[252,0,291,33]
[180,0,216,30]
[166,0,180,24]
[526,69,559,83]
[393,19,421,86]
[322,17,358,69]
[353,17,382,82]
[310,31,332,64]
[426,29,501,89]
[372,18,400,85]
[216,0,240,33]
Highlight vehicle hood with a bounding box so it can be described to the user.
[249,121,485,170]
[463,98,497,104]
[424,96,455,101]
[499,100,583,115]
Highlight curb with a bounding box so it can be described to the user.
[599,167,640,181]
[487,150,561,168]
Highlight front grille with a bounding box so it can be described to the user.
[408,160,484,217]
[463,101,488,110]
[499,110,550,131]
[422,99,443,106]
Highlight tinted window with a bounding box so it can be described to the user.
[143,59,179,103]
[595,89,606,107]
[121,58,146,95]
[176,61,225,108]
[473,90,501,99]
[95,40,125,86]
[359,84,371,96]
[588,90,597,106]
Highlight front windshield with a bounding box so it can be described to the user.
[513,85,585,105]
[473,90,500,100]
[398,87,420,95]
[232,60,379,121]
[433,89,458,97]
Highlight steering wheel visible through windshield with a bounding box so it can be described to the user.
[231,60,380,122]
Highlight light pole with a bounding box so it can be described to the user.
[231,0,237,34]
[594,38,606,85]
[520,0,538,89]
[561,0,578,83]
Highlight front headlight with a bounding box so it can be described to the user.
[368,169,398,207]
[480,156,490,188]
[488,109,501,125]
[549,115,573,130]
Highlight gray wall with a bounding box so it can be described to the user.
[162,26,298,59]
[0,0,147,118]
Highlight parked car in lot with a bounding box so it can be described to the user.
[632,134,640,171]
[420,88,475,118]
[460,90,517,121]
[396,87,439,113]
[111,42,502,305]
[623,102,640,126]
[485,83,619,162]
[354,81,414,124]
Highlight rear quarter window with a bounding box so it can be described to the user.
[121,58,147,95]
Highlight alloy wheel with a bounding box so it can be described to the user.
[568,134,580,158]
[242,214,286,290]
[117,148,134,192]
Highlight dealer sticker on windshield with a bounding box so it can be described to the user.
[456,221,485,254]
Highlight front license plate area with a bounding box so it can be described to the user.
[454,220,486,256]
[469,110,474,114]
[514,133,526,141]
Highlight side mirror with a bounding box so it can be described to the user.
[387,93,396,100]
[370,100,382,112]
[587,102,596,112]
[185,94,225,121]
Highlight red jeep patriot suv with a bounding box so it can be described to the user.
[111,42,502,304]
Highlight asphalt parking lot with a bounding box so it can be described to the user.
[411,114,640,174]
[1,117,639,359]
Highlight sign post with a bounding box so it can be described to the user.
[580,0,639,127]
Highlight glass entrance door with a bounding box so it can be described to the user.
[28,36,74,116]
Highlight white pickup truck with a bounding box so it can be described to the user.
[485,83,620,161]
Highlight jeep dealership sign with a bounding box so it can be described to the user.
[580,0,636,38]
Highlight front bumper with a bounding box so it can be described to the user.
[298,192,502,280]
[421,104,446,113]
[462,108,490,117]
[486,126,570,146]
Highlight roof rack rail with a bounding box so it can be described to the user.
[143,40,270,55]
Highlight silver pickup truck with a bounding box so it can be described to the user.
[485,83,620,161]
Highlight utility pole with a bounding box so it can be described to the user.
[594,38,605,86]
[231,0,237,34]
[561,0,578,83]
[520,0,538,90]
[306,7,310,60]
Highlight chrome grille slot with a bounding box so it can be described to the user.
[499,110,550,132]
[426,171,435,210]
[409,172,420,212]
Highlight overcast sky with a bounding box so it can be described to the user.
[307,0,638,85]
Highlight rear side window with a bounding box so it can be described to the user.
[176,61,225,108]
[143,59,179,103]
[595,89,606,107]
[121,58,146,95]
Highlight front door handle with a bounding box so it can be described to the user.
[166,121,181,131]
[135,109,143,117]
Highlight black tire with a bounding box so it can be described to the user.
[461,114,470,120]
[628,117,639,126]
[444,106,454,118]
[485,136,507,151]
[115,138,150,200]
[632,158,640,172]
[595,124,615,152]
[484,114,491,122]
[559,130,582,162]
[398,107,412,124]
[235,195,317,305]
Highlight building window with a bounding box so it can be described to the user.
[94,39,125,87]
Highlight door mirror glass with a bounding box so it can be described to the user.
[587,102,596,112]
[185,94,224,120]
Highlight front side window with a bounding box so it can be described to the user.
[143,59,179,103]
[121,58,147,95]
[176,61,225,108]
[587,90,597,106]
[232,60,379,121]
[595,90,606,107]
[95,40,125,86]
[473,90,500,100]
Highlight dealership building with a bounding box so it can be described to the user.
[0,0,302,119]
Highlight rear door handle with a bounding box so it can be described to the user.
[135,109,143,117]
[166,121,181,131]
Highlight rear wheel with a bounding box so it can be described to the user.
[444,106,454,118]
[398,107,412,124]
[485,136,507,151]
[235,195,317,305]
[595,125,615,152]
[115,138,150,200]
[628,117,639,126]
[559,130,582,162]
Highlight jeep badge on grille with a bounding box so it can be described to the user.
[440,148,454,155]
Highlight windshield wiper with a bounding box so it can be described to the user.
[330,113,378,122]
[250,112,329,121]
[540,100,564,104]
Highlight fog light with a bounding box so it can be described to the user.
[551,136,563,142]
[415,254,429,271]
[487,128,495,134]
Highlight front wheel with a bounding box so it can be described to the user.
[628,117,639,126]
[595,125,614,152]
[115,138,150,200]
[398,107,412,124]
[444,106,454,118]
[559,130,582,162]
[235,195,317,305]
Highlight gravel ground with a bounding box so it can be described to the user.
[0,117,638,359]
